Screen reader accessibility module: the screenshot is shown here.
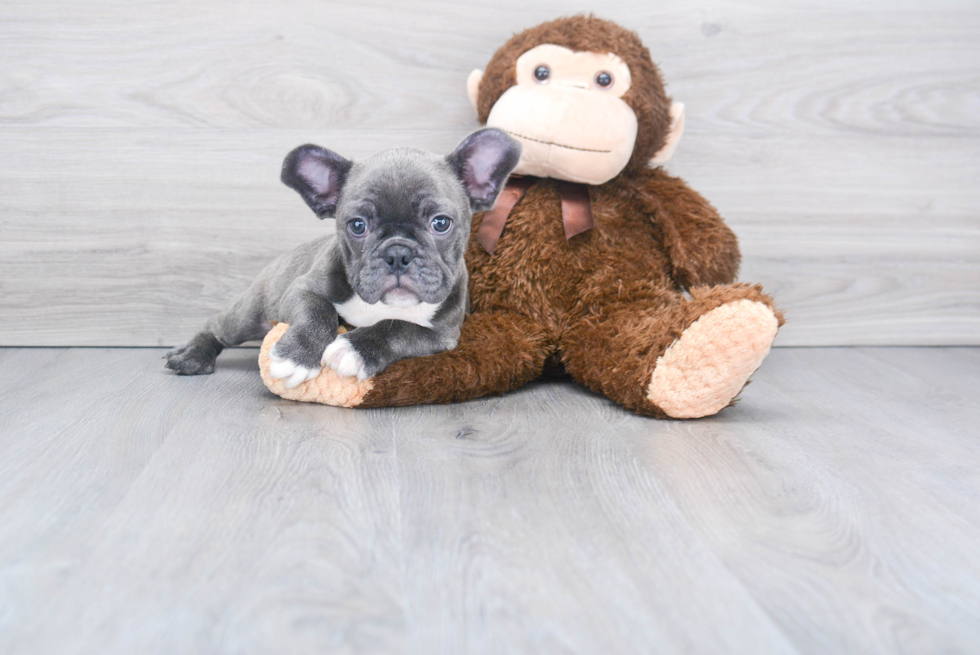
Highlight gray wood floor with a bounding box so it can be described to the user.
[1,347,978,654]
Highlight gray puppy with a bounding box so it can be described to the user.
[165,128,521,388]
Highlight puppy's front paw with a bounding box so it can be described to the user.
[268,345,322,389]
[322,335,370,381]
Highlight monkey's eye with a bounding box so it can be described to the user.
[430,215,453,234]
[347,218,368,236]
[595,71,613,89]
[533,65,550,83]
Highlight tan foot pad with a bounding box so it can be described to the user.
[647,299,778,419]
[259,323,372,407]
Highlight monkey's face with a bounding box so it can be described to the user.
[483,44,638,185]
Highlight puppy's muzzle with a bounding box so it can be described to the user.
[383,243,415,274]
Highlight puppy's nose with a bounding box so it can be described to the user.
[383,244,414,274]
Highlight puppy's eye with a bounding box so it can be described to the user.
[533,65,550,83]
[595,71,613,89]
[347,218,368,236]
[430,216,453,234]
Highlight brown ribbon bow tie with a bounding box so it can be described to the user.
[476,177,595,255]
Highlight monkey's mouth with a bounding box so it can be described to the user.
[502,130,612,154]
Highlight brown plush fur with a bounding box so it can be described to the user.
[357,169,783,417]
[262,16,784,417]
[476,15,672,173]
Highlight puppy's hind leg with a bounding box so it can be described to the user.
[165,290,270,376]
[165,331,224,375]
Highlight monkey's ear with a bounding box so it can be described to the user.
[446,128,522,212]
[650,102,685,167]
[466,69,484,110]
[281,145,353,219]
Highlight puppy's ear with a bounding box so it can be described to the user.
[281,145,353,219]
[446,128,522,212]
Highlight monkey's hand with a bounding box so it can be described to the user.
[635,169,741,290]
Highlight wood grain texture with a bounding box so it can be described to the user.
[0,0,978,346]
[0,346,979,653]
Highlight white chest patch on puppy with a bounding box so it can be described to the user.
[333,295,441,328]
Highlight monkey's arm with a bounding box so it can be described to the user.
[634,169,741,289]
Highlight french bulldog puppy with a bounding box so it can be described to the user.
[165,128,521,388]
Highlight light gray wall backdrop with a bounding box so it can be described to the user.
[1,0,977,346]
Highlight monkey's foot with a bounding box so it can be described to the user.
[259,323,372,407]
[646,299,779,419]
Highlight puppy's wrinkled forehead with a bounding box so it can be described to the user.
[340,148,468,216]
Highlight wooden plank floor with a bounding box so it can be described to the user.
[0,346,978,654]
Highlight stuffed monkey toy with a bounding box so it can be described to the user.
[261,15,784,418]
